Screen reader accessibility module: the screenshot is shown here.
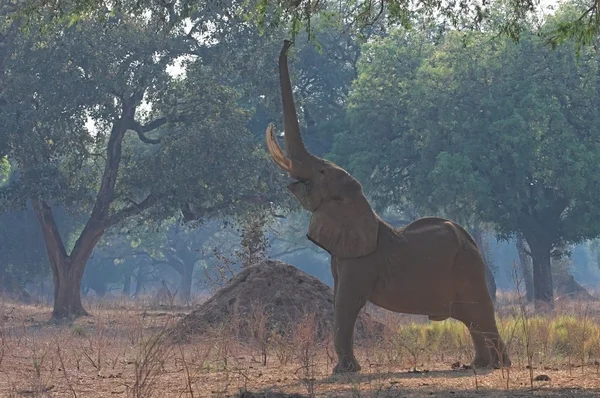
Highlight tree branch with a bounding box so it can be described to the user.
[181,194,272,222]
[270,247,309,258]
[162,250,185,275]
[127,116,176,144]
[105,193,160,228]
[31,198,68,265]
[133,251,169,266]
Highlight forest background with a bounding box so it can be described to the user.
[2,0,600,318]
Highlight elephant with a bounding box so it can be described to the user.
[265,40,511,374]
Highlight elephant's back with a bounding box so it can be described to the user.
[399,217,478,251]
[399,218,458,249]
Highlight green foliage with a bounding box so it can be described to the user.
[0,5,291,310]
[17,0,600,55]
[338,15,600,304]
[543,1,600,52]
[0,9,283,224]
[0,158,9,185]
[332,28,432,187]
[10,0,556,44]
[343,22,600,246]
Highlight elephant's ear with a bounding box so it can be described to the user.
[307,197,379,258]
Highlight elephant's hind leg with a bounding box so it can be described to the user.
[451,253,511,368]
[450,298,509,367]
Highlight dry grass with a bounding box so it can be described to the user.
[2,295,600,397]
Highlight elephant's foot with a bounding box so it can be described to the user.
[493,351,512,368]
[333,356,361,374]
[471,356,494,368]
[472,350,511,369]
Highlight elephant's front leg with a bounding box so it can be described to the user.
[332,280,367,374]
[330,258,338,308]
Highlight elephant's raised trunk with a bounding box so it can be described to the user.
[279,40,309,161]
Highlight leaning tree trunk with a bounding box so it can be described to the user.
[515,234,534,302]
[526,237,555,312]
[134,264,146,298]
[472,227,497,302]
[123,272,132,296]
[180,262,194,305]
[89,279,107,297]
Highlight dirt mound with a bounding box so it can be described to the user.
[555,272,598,302]
[0,276,35,304]
[171,259,383,342]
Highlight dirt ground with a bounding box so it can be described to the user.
[2,298,600,398]
[3,262,600,397]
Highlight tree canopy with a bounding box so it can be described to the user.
[0,9,286,318]
[12,0,600,50]
[337,8,600,308]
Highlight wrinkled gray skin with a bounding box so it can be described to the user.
[266,40,511,374]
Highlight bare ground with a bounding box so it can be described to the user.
[2,297,600,397]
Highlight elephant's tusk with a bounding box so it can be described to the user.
[266,123,293,172]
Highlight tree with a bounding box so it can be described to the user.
[0,11,280,319]
[147,220,238,304]
[332,28,431,184]
[516,234,535,302]
[343,23,600,310]
[15,0,591,47]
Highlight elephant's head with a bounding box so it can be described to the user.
[265,40,380,259]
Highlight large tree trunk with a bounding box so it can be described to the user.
[526,237,554,312]
[472,227,497,302]
[53,259,87,318]
[32,199,103,320]
[515,234,534,302]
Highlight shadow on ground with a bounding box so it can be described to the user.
[317,368,491,383]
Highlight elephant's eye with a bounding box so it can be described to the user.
[319,169,325,174]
